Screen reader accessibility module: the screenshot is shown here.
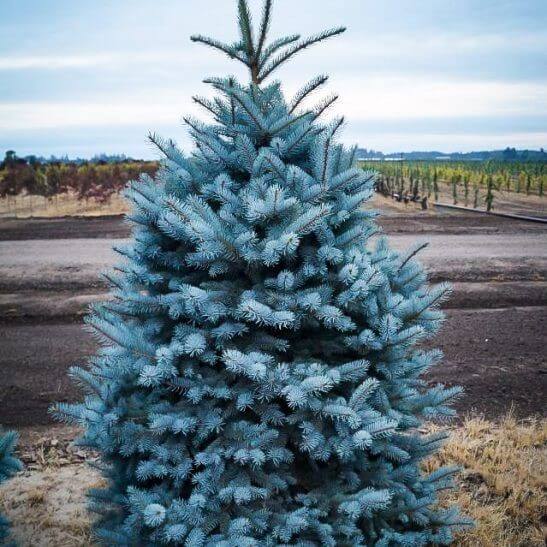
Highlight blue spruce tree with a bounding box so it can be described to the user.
[0,430,22,544]
[55,1,471,544]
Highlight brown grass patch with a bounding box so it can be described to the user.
[428,413,547,546]
[1,414,545,545]
[0,192,129,218]
[0,465,102,546]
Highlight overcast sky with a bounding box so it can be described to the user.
[1,0,546,159]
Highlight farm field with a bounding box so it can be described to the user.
[2,156,546,219]
[2,187,546,220]
[0,157,157,218]
[0,191,130,218]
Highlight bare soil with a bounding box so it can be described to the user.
[0,306,545,427]
[1,207,546,241]
[0,210,545,426]
[0,214,129,241]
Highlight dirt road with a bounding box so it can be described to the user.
[1,233,545,291]
[1,209,545,240]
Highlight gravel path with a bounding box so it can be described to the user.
[1,233,545,291]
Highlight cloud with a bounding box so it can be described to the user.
[1,0,546,155]
[0,54,119,70]
[1,77,544,132]
[331,78,547,120]
[0,51,207,71]
[0,100,194,130]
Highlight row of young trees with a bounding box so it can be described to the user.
[3,152,543,217]
[363,159,545,212]
[0,151,158,208]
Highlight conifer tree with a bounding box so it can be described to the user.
[55,1,470,544]
[0,430,22,543]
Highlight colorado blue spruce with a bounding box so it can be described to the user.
[55,1,471,544]
[0,430,22,543]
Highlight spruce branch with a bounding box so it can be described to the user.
[258,26,346,82]
[256,0,273,59]
[148,132,185,165]
[260,151,286,181]
[190,34,247,63]
[183,116,209,137]
[284,124,316,156]
[398,242,429,272]
[313,94,339,120]
[258,34,301,69]
[192,3,344,86]
[320,117,345,188]
[347,144,358,167]
[224,86,268,133]
[192,95,220,119]
[290,75,329,113]
[269,110,313,137]
[237,0,255,57]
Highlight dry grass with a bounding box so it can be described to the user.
[429,413,547,546]
[3,187,544,220]
[429,185,546,218]
[0,414,545,546]
[0,465,101,546]
[0,192,129,218]
[0,191,424,218]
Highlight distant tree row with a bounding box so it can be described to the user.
[0,151,159,205]
[357,147,547,162]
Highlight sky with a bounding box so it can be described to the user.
[1,0,546,159]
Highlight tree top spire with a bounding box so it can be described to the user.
[190,0,345,85]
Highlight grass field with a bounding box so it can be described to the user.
[1,414,545,546]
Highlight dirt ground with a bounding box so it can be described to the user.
[1,204,546,241]
[1,306,545,427]
[0,207,546,547]
[375,185,547,219]
[0,208,545,427]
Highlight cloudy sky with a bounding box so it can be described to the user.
[1,0,546,159]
